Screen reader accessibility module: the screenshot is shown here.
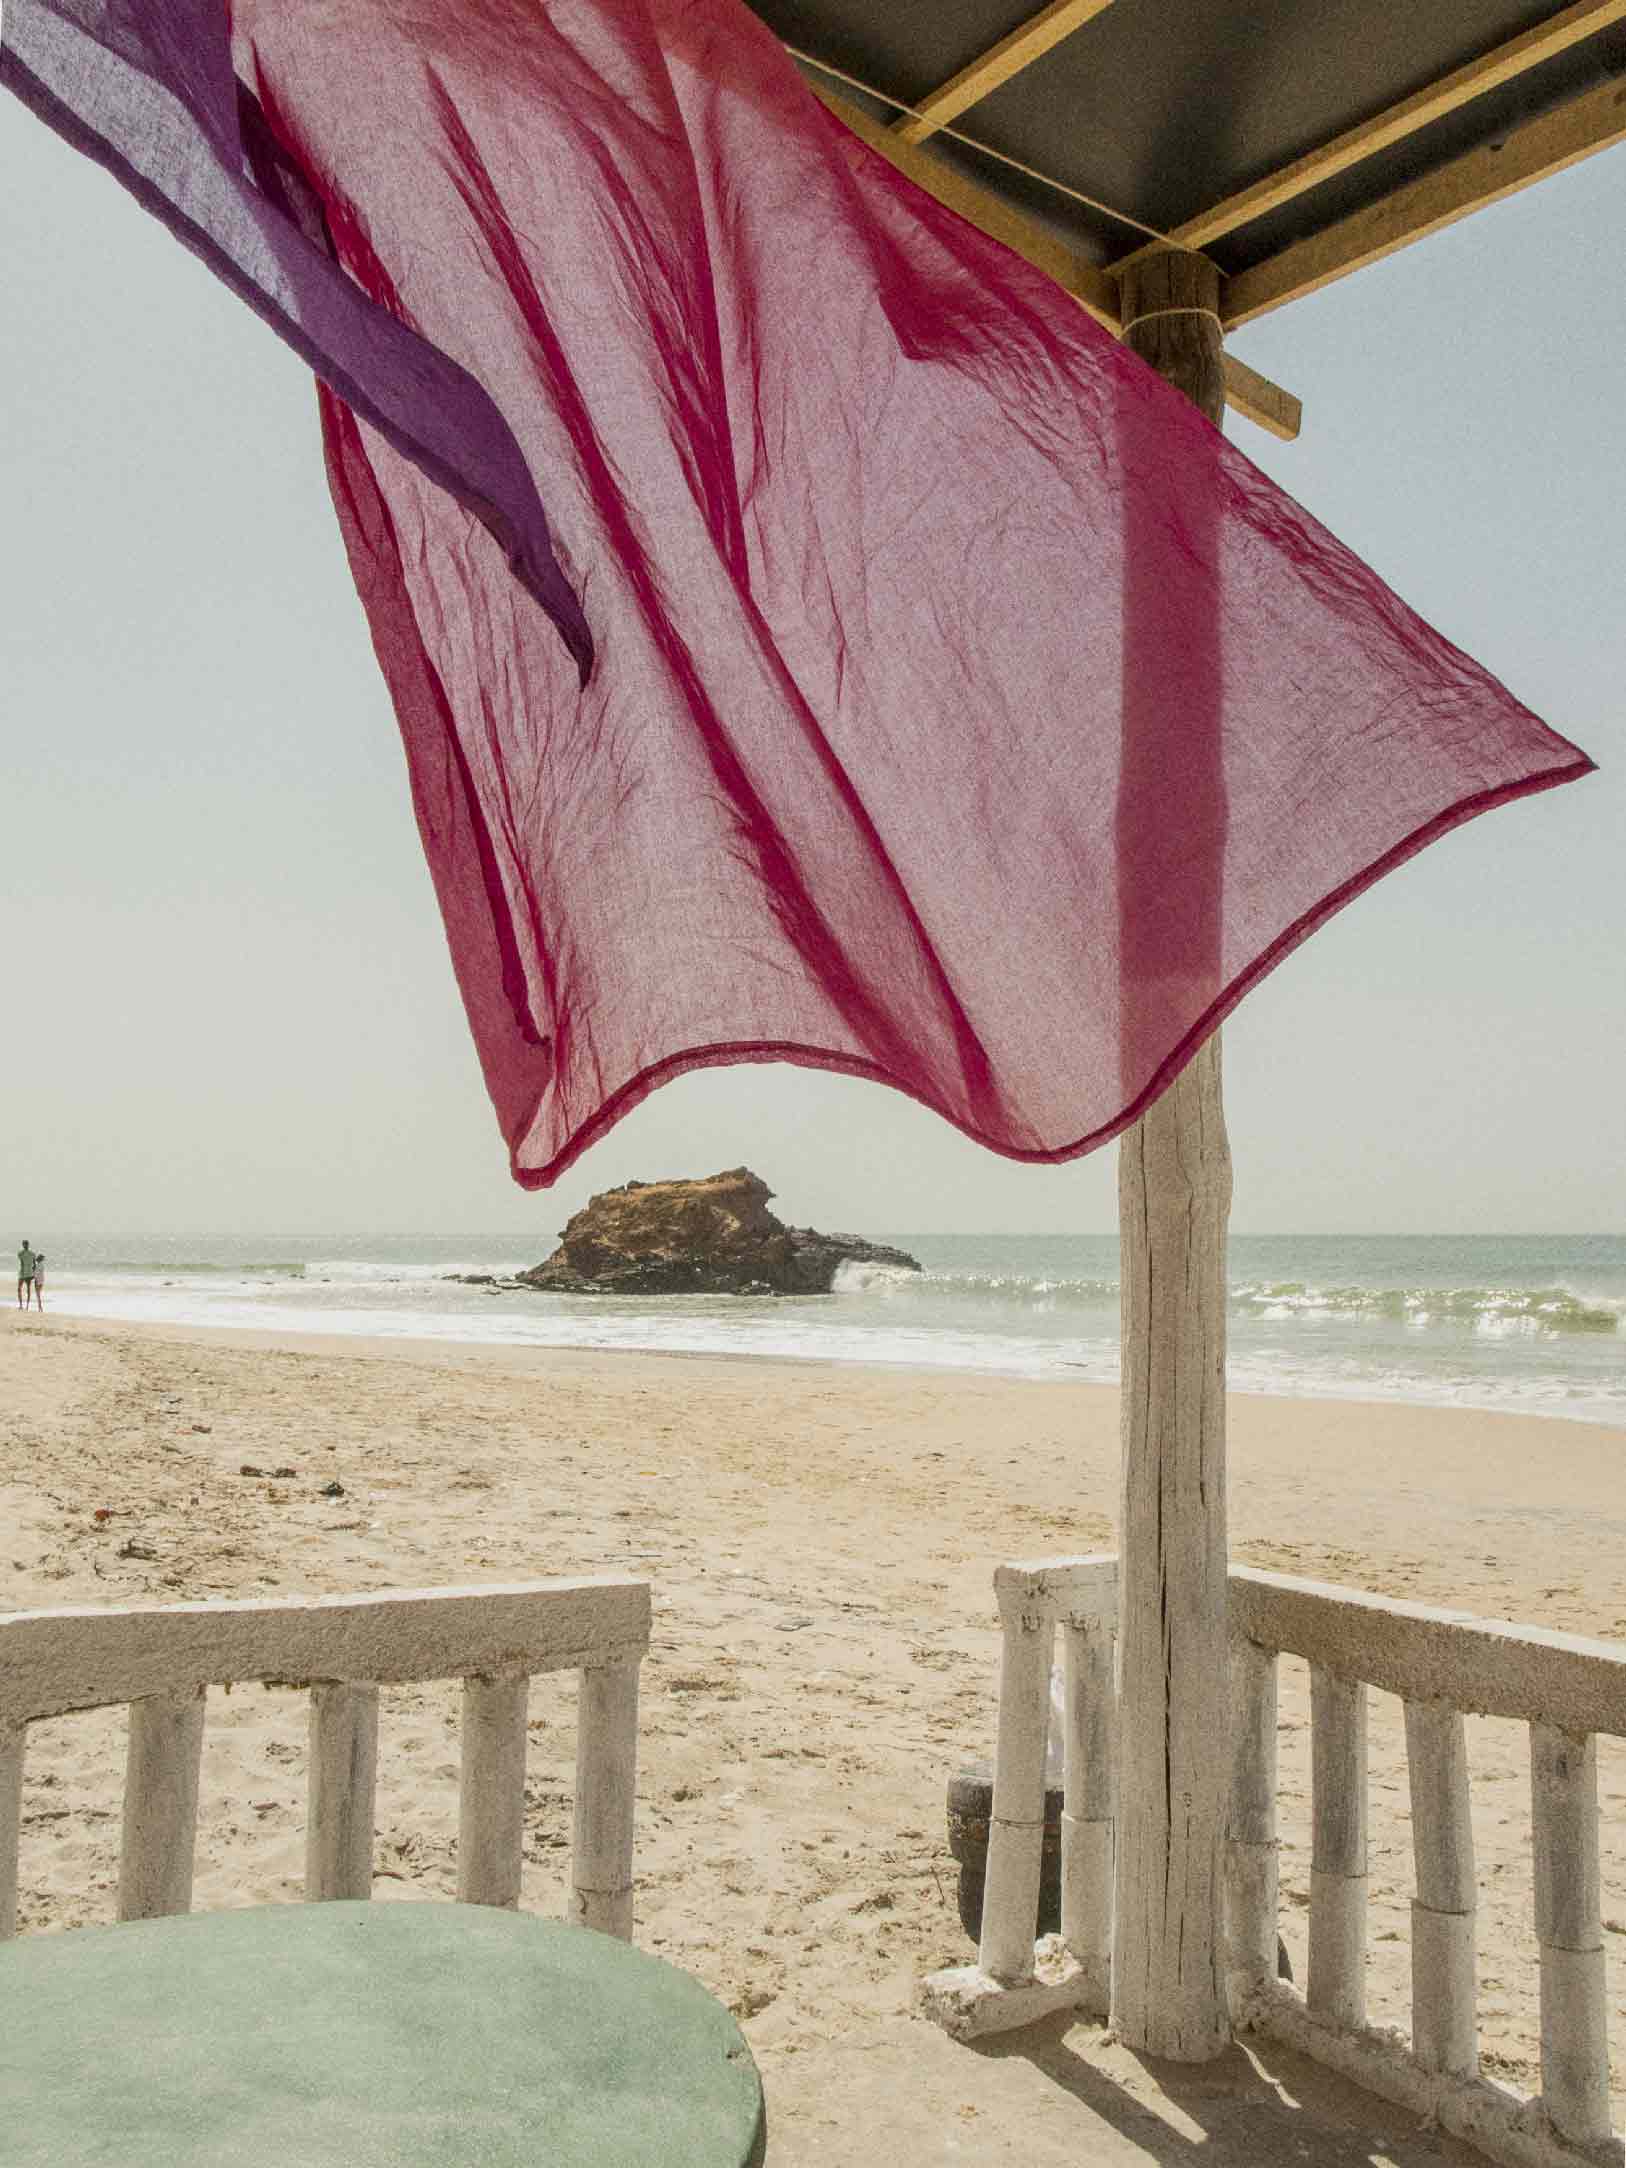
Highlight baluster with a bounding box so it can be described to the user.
[0,1725,24,1941]
[458,1672,530,1908]
[1227,1638,1279,2000]
[1404,1699,1476,2077]
[1530,1723,1611,2149]
[119,1687,206,1921]
[1059,1617,1115,2011]
[979,1587,1054,1984]
[570,1659,640,1940]
[1308,1667,1366,2027]
[306,1682,378,1900]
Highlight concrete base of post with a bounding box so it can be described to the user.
[920,1935,1102,2042]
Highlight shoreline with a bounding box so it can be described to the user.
[7,1309,1626,1619]
[17,1303,1626,1430]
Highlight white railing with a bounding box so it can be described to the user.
[0,1577,651,1941]
[921,1554,1625,2168]
[921,1555,1119,2038]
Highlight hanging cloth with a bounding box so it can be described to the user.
[4,0,1593,1184]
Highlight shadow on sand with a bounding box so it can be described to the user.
[974,2015,1469,2165]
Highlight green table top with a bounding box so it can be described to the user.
[0,1902,765,2167]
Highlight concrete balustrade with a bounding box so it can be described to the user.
[306,1680,380,1903]
[458,1671,531,1911]
[921,1553,1624,2168]
[1308,1666,1367,2029]
[570,1659,641,1940]
[0,1577,652,1946]
[1060,1615,1116,2003]
[119,1685,206,1921]
[1405,1697,1477,2080]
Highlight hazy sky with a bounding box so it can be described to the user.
[1,91,1621,1239]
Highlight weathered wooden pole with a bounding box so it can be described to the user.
[1110,246,1234,2061]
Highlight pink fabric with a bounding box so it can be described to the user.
[2,0,591,671]
[240,0,1589,1186]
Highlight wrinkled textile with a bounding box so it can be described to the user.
[5,0,1593,1185]
[0,0,591,671]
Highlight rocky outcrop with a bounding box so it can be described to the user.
[517,1168,921,1296]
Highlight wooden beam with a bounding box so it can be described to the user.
[1137,0,1626,255]
[809,80,1118,323]
[809,83,1302,438]
[1217,354,1301,441]
[893,0,1118,146]
[1223,71,1626,326]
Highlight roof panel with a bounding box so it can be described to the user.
[752,0,1626,278]
[1206,16,1626,273]
[744,0,1035,112]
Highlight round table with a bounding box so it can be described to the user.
[0,1901,765,2166]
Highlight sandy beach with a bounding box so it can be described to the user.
[3,1308,1622,2163]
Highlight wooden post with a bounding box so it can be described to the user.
[979,1587,1054,1984]
[1059,1616,1115,2012]
[306,1681,378,1901]
[458,1672,530,1909]
[1227,1638,1280,2000]
[1111,245,1233,2062]
[1404,1699,1477,2077]
[1530,1722,1611,2149]
[570,1659,640,1940]
[0,1726,24,1942]
[118,1687,205,1921]
[1308,1667,1367,2027]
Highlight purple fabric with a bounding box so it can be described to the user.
[6,0,1595,1187]
[1,0,591,675]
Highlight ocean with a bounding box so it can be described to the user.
[21,1232,1626,1428]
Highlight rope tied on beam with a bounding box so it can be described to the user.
[1120,305,1225,335]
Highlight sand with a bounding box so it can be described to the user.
[2,1307,1622,2164]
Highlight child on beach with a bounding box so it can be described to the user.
[31,1253,45,1311]
[16,1240,35,1310]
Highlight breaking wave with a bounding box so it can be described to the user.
[36,1231,1626,1427]
[1231,1281,1624,1335]
[832,1265,1623,1335]
[831,1263,1119,1303]
[74,1258,502,1288]
[95,1259,308,1277]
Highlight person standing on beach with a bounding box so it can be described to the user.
[17,1240,36,1309]
[30,1253,45,1311]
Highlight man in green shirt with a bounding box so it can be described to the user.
[17,1241,36,1310]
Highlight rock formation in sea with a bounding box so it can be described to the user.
[517,1167,922,1296]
